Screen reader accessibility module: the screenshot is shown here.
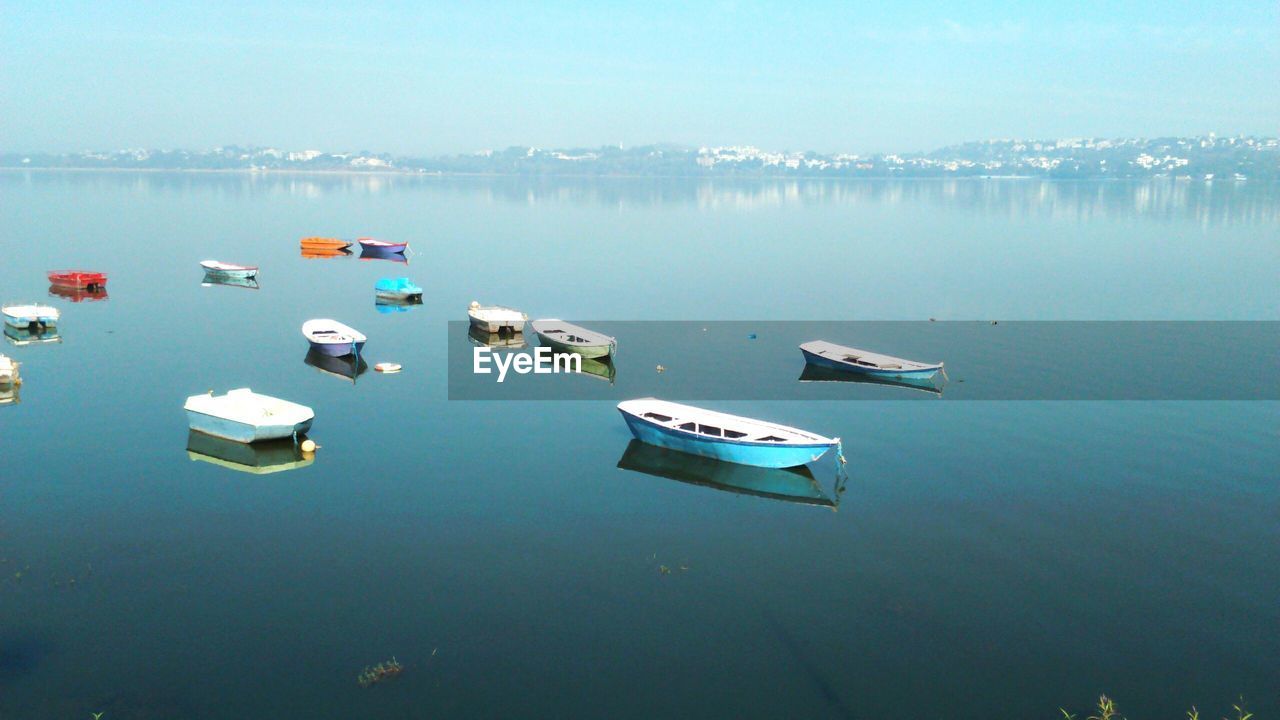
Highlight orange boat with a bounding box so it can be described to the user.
[299,237,353,252]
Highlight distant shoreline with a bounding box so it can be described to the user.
[6,136,1273,181]
[0,167,1254,183]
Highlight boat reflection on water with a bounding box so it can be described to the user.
[186,431,314,475]
[4,325,63,346]
[304,348,368,383]
[576,356,617,384]
[467,324,527,349]
[359,247,409,264]
[616,440,843,508]
[48,285,109,302]
[798,364,944,396]
[375,296,424,314]
[201,271,260,290]
[300,248,352,259]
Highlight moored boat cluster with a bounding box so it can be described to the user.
[8,236,946,477]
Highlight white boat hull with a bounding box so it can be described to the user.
[469,316,526,333]
[0,355,18,385]
[186,411,312,443]
[3,312,59,329]
[183,389,314,444]
[202,268,257,279]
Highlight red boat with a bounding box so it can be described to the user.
[47,270,108,290]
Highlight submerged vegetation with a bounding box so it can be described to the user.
[1060,695,1254,720]
[357,658,403,688]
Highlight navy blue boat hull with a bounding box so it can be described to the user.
[307,340,366,358]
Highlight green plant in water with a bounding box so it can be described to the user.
[357,657,404,688]
[1061,695,1251,720]
[1087,695,1120,720]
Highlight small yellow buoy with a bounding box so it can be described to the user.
[374,362,402,373]
[300,439,317,453]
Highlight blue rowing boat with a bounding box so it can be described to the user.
[374,277,422,301]
[617,398,839,469]
[301,318,367,358]
[799,340,944,379]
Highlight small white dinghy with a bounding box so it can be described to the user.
[302,318,367,357]
[0,354,19,385]
[800,340,944,380]
[2,303,60,330]
[200,260,259,279]
[530,319,616,358]
[184,388,314,443]
[468,301,527,333]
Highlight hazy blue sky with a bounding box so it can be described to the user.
[2,1,1276,154]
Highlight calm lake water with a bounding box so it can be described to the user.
[0,172,1276,719]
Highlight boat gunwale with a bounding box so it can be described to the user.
[184,389,315,429]
[799,340,942,372]
[184,408,314,427]
[469,305,528,323]
[200,260,259,274]
[530,319,615,348]
[301,319,367,345]
[300,237,353,249]
[618,399,836,448]
[47,270,109,287]
[2,303,61,318]
[358,238,408,249]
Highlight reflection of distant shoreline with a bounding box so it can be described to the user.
[1,167,1054,180]
[4,170,1275,225]
[0,166,430,177]
[2,167,1274,183]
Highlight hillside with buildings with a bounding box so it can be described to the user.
[4,135,1276,179]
